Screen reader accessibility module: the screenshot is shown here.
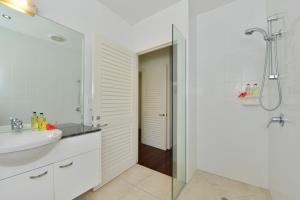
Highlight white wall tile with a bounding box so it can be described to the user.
[196,0,269,188]
[0,27,81,125]
[266,0,300,199]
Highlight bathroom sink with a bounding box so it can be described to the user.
[0,127,62,166]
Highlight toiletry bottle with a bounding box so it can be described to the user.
[252,84,259,96]
[245,84,251,96]
[38,113,47,131]
[42,114,47,131]
[31,112,38,129]
[38,113,43,131]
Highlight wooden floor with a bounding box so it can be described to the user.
[138,132,172,176]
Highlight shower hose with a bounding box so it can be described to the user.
[259,35,282,111]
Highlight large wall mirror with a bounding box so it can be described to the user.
[0,5,84,126]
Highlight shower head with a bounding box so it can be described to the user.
[245,28,268,40]
[245,29,256,35]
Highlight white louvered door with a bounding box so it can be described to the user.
[141,64,167,150]
[92,33,138,186]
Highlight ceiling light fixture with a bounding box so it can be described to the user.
[48,34,66,43]
[0,0,37,16]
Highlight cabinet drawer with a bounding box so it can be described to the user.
[54,150,100,200]
[0,166,53,200]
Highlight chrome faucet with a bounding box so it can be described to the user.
[267,113,285,128]
[10,117,24,131]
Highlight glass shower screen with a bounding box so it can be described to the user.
[172,25,186,199]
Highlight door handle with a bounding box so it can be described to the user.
[30,171,48,179]
[159,114,166,117]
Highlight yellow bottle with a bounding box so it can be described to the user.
[252,84,259,97]
[245,84,251,96]
[38,113,47,131]
[31,112,39,129]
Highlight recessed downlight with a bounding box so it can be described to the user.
[48,34,66,42]
[2,14,11,20]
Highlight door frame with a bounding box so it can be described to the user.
[137,42,172,56]
[137,42,172,150]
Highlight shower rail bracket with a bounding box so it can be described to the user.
[267,14,281,22]
[269,74,279,80]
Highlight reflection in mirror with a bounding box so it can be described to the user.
[0,4,84,126]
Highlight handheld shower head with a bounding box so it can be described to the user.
[245,29,255,35]
[245,28,268,40]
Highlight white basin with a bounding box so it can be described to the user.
[0,126,62,166]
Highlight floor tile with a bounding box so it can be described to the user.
[178,170,272,200]
[136,170,172,200]
[120,187,159,200]
[120,165,154,186]
[77,177,134,200]
[76,166,271,200]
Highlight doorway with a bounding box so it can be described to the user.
[138,46,172,176]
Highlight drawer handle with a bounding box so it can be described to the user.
[97,123,108,128]
[59,162,74,168]
[30,171,48,179]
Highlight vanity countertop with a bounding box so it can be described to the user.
[56,123,101,139]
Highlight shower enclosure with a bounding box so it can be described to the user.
[172,25,186,200]
[244,2,300,198]
[247,1,300,199]
[266,0,300,199]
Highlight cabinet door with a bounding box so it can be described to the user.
[54,150,100,200]
[0,166,53,200]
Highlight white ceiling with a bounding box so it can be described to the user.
[98,0,237,25]
[97,0,181,25]
[190,0,236,15]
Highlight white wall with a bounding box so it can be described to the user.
[132,0,188,52]
[34,0,134,125]
[266,0,300,199]
[186,0,198,181]
[196,0,269,188]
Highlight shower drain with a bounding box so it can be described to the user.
[221,197,229,200]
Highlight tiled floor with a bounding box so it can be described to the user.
[75,165,271,200]
[178,171,272,200]
[75,165,172,200]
